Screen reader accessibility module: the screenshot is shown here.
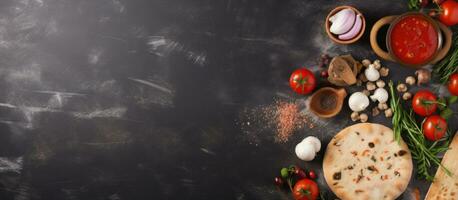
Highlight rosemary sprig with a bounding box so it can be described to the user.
[389,81,451,181]
[433,35,458,84]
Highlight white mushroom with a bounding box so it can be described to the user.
[349,92,370,112]
[365,64,381,82]
[360,113,368,122]
[376,80,386,88]
[415,69,431,85]
[370,88,389,103]
[366,82,376,91]
[402,92,412,100]
[385,108,393,118]
[397,83,408,92]
[351,112,360,121]
[405,76,416,85]
[379,67,389,77]
[373,59,381,70]
[362,59,371,67]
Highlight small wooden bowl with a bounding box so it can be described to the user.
[309,87,347,118]
[325,6,366,45]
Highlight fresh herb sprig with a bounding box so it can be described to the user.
[389,81,451,181]
[433,35,458,84]
[408,0,421,10]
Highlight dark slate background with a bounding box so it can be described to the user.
[0,0,456,199]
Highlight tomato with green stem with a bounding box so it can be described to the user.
[293,179,319,200]
[289,68,316,95]
[423,115,447,141]
[448,73,458,96]
[438,0,458,26]
[412,90,443,117]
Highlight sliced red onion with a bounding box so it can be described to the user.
[330,8,356,35]
[338,14,362,40]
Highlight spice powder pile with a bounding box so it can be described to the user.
[240,100,315,143]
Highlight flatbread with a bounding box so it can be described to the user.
[425,132,458,200]
[323,123,413,200]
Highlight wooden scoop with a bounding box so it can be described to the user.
[309,87,347,118]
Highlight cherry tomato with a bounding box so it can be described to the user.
[439,0,458,26]
[420,0,429,7]
[448,73,458,96]
[423,115,447,141]
[308,170,317,179]
[434,0,445,4]
[412,90,438,117]
[274,177,284,186]
[289,68,316,95]
[293,179,319,200]
[320,70,328,78]
[294,168,307,179]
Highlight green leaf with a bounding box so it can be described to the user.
[441,108,454,120]
[448,96,458,104]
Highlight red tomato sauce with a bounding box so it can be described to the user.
[390,14,438,65]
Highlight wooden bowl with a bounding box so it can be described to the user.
[325,6,366,45]
[309,87,347,118]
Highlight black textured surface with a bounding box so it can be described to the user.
[0,0,456,199]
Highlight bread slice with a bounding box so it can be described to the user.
[425,132,458,200]
[323,123,412,200]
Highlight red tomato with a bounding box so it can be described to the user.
[293,179,319,200]
[289,68,316,95]
[412,90,438,117]
[439,0,458,26]
[308,170,317,179]
[423,115,447,141]
[448,73,458,96]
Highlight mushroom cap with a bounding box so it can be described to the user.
[348,92,370,112]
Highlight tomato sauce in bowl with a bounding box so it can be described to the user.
[390,14,438,65]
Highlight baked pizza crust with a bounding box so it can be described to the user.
[323,123,413,200]
[425,132,458,200]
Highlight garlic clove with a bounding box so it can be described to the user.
[302,136,321,152]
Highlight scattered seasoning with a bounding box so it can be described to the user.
[394,171,400,176]
[239,100,316,144]
[398,150,407,156]
[371,156,377,162]
[368,142,375,148]
[356,174,364,183]
[367,165,379,173]
[387,163,393,170]
[351,151,358,156]
[333,172,342,180]
[355,189,364,194]
[276,102,298,142]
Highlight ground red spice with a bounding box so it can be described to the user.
[276,102,298,142]
[239,100,315,143]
